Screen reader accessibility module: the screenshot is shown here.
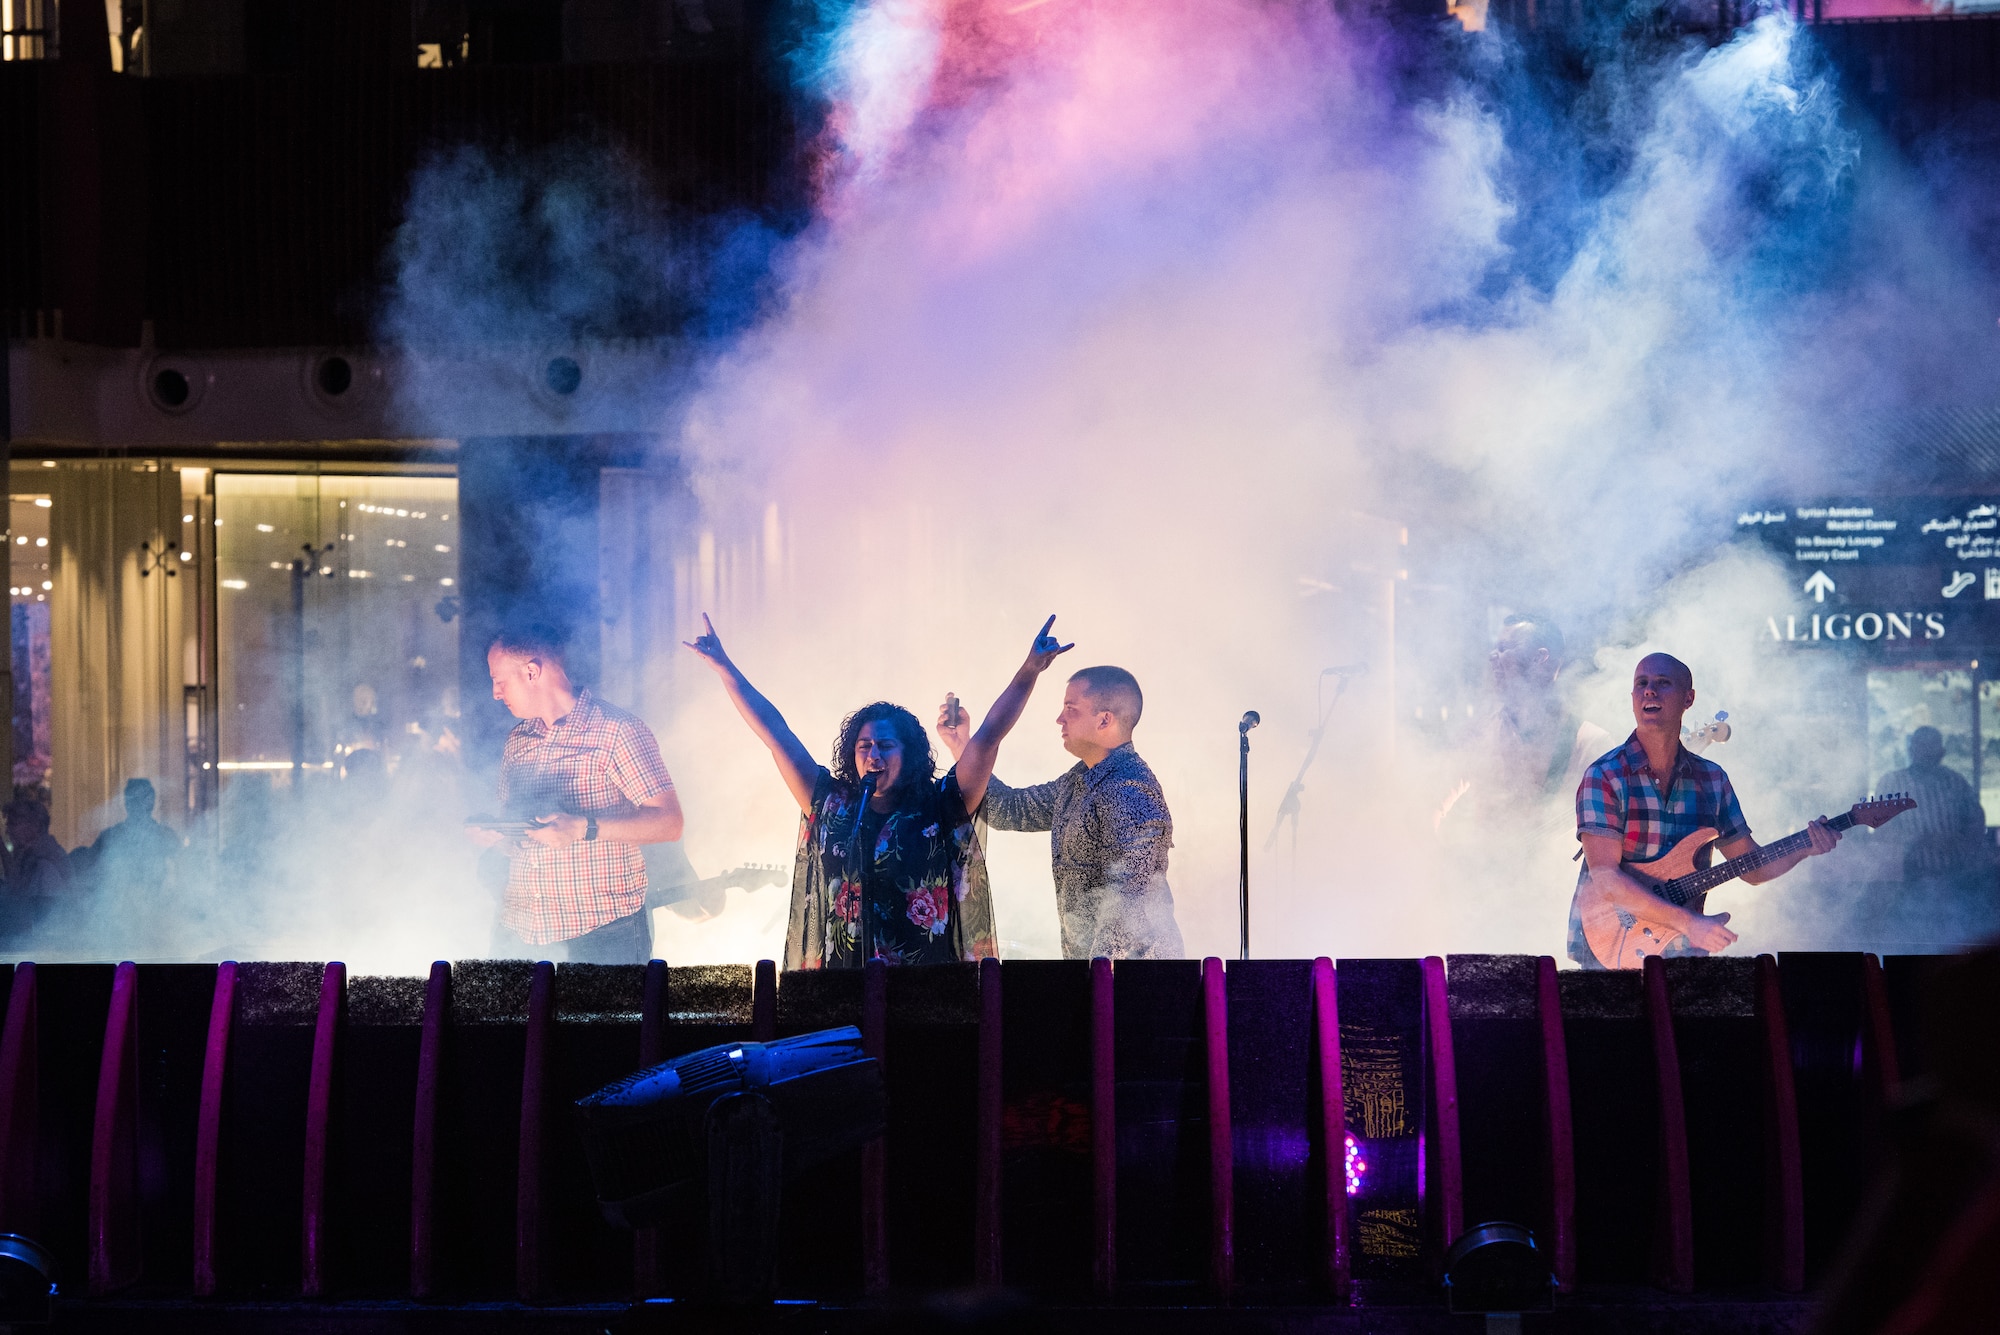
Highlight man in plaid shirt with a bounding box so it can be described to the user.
[1569,652,1838,968]
[472,626,684,963]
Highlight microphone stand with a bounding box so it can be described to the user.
[1239,711,1260,961]
[850,773,880,962]
[1264,670,1356,865]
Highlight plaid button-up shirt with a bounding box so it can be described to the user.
[497,689,675,945]
[1569,731,1750,965]
[1575,732,1750,860]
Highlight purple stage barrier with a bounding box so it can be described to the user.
[0,951,1931,1309]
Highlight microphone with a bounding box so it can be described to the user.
[1321,664,1368,677]
[1239,711,1261,734]
[839,772,880,861]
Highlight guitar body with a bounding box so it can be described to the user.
[1569,794,1915,971]
[1576,828,1721,970]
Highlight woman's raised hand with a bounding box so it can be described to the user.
[1023,615,1075,675]
[683,614,733,671]
[681,612,816,812]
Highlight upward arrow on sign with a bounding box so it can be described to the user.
[1803,571,1836,603]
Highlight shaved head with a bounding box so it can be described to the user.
[1630,652,1697,745]
[1635,653,1693,690]
[1069,666,1143,729]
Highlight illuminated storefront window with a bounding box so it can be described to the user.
[213,473,460,812]
[1867,668,1976,791]
[8,494,51,792]
[0,0,53,61]
[2,461,461,852]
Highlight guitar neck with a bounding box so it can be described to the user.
[1661,811,1858,906]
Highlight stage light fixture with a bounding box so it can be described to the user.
[576,1026,885,1301]
[576,1026,884,1226]
[1443,1221,1553,1329]
[0,1233,57,1324]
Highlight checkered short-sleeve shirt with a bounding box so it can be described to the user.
[1569,732,1751,967]
[1575,732,1751,864]
[497,689,675,945]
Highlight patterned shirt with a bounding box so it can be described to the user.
[1569,732,1749,966]
[784,767,999,969]
[982,743,1185,960]
[497,689,675,945]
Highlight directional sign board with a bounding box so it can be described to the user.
[1735,500,2000,652]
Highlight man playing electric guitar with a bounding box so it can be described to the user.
[1569,653,1841,969]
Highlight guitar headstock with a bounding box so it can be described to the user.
[1850,794,1918,829]
[1683,711,1732,755]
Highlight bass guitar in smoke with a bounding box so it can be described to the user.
[1574,793,1916,969]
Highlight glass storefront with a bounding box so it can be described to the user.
[212,474,460,808]
[1867,667,1978,794]
[1866,665,2000,821]
[9,493,52,792]
[6,461,459,851]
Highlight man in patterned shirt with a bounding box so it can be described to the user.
[1569,652,1838,968]
[939,665,1184,959]
[471,626,684,963]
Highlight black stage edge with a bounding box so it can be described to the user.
[49,1291,1817,1335]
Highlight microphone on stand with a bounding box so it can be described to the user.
[1321,664,1368,677]
[850,772,880,960]
[1238,712,1259,960]
[837,772,880,857]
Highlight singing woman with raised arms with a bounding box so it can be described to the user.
[685,614,1073,968]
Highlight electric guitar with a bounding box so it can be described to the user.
[654,864,788,921]
[1575,794,1916,969]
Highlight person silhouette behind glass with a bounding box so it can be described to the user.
[1872,726,1994,943]
[86,778,182,896]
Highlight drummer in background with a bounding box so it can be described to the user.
[1435,611,1610,832]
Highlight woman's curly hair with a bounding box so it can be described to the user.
[830,702,937,793]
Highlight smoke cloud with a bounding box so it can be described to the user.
[30,0,2000,970]
[650,2,1999,963]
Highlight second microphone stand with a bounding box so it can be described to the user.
[1265,669,1357,865]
